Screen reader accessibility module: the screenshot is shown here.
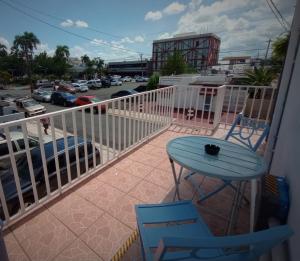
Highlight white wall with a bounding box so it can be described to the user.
[268,2,299,259]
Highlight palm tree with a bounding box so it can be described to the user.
[0,43,7,57]
[54,45,70,60]
[81,54,91,65]
[244,67,274,86]
[12,32,40,92]
[272,34,289,62]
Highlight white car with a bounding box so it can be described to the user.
[72,83,89,92]
[87,79,102,89]
[77,80,88,84]
[121,76,132,82]
[110,79,122,86]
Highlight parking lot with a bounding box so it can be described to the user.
[1,82,149,151]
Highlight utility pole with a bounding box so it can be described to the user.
[140,53,143,77]
[265,39,271,61]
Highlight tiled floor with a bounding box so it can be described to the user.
[3,127,252,261]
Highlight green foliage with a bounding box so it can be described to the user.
[147,73,160,90]
[271,34,289,73]
[0,70,11,85]
[80,54,104,78]
[0,43,7,57]
[161,51,197,75]
[244,67,274,86]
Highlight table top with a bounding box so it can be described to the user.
[166,136,267,181]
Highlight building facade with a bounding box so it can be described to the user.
[107,59,152,77]
[152,33,220,73]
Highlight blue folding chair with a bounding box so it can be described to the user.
[135,201,293,261]
[185,112,270,203]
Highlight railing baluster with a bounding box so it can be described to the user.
[266,87,275,123]
[207,89,213,131]
[176,86,181,120]
[249,87,258,119]
[133,96,136,144]
[112,100,116,157]
[97,107,104,164]
[81,110,89,174]
[4,126,25,213]
[36,120,50,196]
[90,106,96,169]
[21,122,38,204]
[49,116,62,192]
[72,111,80,178]
[225,86,234,126]
[182,86,188,122]
[62,113,71,185]
[118,99,121,153]
[257,88,266,120]
[128,97,132,147]
[200,87,207,132]
[105,103,110,162]
[0,177,10,222]
[137,95,141,142]
[233,87,241,121]
[193,87,200,127]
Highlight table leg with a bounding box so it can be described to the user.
[226,181,246,235]
[169,158,183,201]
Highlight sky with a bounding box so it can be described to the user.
[0,0,296,63]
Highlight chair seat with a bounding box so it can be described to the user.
[135,201,224,260]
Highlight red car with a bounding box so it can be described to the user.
[75,96,106,113]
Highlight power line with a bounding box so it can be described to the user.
[269,0,291,28]
[0,0,150,58]
[11,0,126,40]
[265,0,289,32]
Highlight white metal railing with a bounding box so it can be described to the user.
[0,87,175,226]
[171,84,276,131]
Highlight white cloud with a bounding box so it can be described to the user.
[60,19,89,28]
[157,32,173,40]
[70,45,92,58]
[120,37,134,44]
[0,36,9,48]
[75,20,88,28]
[145,11,162,21]
[60,19,73,27]
[35,43,55,56]
[91,38,109,46]
[134,35,145,43]
[163,2,186,15]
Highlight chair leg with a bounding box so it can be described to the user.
[227,182,250,205]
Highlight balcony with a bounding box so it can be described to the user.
[0,85,275,260]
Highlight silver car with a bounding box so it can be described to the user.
[72,83,89,92]
[32,90,52,102]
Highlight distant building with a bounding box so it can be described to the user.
[152,32,220,73]
[107,59,152,77]
[212,56,253,74]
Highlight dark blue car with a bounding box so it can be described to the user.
[51,91,76,106]
[0,136,100,217]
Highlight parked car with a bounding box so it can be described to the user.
[134,85,147,93]
[50,92,76,106]
[72,83,89,92]
[110,79,122,86]
[135,76,147,82]
[111,89,138,99]
[36,83,54,91]
[75,96,106,113]
[32,90,52,102]
[87,79,102,89]
[101,78,111,88]
[35,79,51,89]
[121,76,132,82]
[77,80,88,85]
[0,131,51,171]
[15,97,46,117]
[56,83,76,94]
[0,136,100,215]
[0,94,16,103]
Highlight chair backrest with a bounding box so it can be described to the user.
[225,112,270,152]
[154,225,293,261]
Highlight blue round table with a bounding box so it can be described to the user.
[166,136,267,234]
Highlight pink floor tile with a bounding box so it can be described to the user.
[3,232,30,261]
[19,215,76,261]
[48,194,104,236]
[129,180,168,203]
[114,159,154,179]
[79,182,126,212]
[96,168,142,193]
[53,239,102,261]
[80,213,132,261]
[145,168,175,191]
[106,195,143,229]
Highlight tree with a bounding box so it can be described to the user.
[54,45,70,60]
[147,73,160,90]
[0,43,7,57]
[244,67,274,86]
[12,32,40,91]
[161,51,187,76]
[271,34,289,73]
[81,54,91,65]
[53,45,71,77]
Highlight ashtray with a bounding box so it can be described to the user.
[204,144,220,155]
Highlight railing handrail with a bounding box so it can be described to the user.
[0,86,175,129]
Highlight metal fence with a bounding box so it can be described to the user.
[0,86,175,226]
